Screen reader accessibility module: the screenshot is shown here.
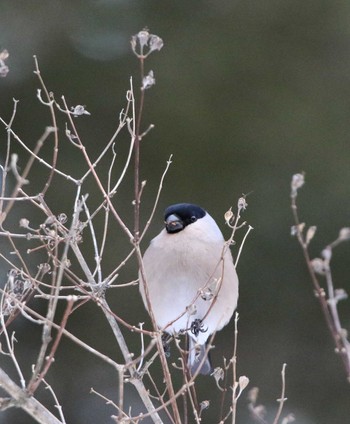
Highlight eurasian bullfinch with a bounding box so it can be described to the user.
[139,203,239,375]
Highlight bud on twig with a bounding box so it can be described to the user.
[290,222,305,236]
[306,226,317,245]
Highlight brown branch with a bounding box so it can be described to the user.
[0,368,63,424]
[133,56,145,242]
[1,126,55,226]
[291,173,350,380]
[28,298,75,394]
[33,56,59,196]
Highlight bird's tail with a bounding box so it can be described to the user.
[187,337,213,376]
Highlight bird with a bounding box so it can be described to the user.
[139,203,239,375]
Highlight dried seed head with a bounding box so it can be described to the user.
[321,247,332,262]
[137,30,150,49]
[291,172,305,197]
[200,278,220,301]
[238,196,248,211]
[238,375,250,391]
[149,34,164,52]
[211,366,224,383]
[281,414,296,424]
[186,303,197,316]
[38,263,51,275]
[311,258,325,275]
[200,288,213,301]
[306,225,317,245]
[19,218,30,228]
[131,29,164,57]
[57,213,67,224]
[71,105,91,117]
[0,49,9,77]
[224,207,234,225]
[2,269,32,315]
[290,222,305,236]
[339,227,350,241]
[0,49,9,61]
[334,288,348,303]
[199,400,210,412]
[142,70,156,90]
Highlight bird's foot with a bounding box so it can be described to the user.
[190,319,208,337]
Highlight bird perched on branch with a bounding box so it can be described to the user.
[139,203,239,375]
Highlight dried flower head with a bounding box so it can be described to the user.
[306,225,317,245]
[238,196,248,211]
[2,269,32,315]
[131,29,164,58]
[290,222,305,236]
[339,227,350,241]
[38,262,51,275]
[211,366,224,389]
[334,288,348,303]
[71,105,91,117]
[57,213,68,224]
[141,70,156,90]
[238,375,250,391]
[19,218,30,228]
[291,172,305,198]
[311,258,325,275]
[321,247,332,262]
[224,207,234,225]
[200,278,220,301]
[0,49,9,61]
[282,413,296,424]
[0,49,9,77]
[186,303,197,316]
[136,30,149,49]
[199,400,210,412]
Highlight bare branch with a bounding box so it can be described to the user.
[0,368,63,424]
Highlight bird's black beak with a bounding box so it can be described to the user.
[165,214,184,233]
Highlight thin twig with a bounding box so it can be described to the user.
[291,174,350,379]
[0,117,79,184]
[33,56,59,196]
[1,126,56,224]
[0,368,63,424]
[28,297,75,394]
[42,377,67,424]
[272,363,287,424]
[0,98,18,219]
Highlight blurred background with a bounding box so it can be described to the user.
[1,1,350,423]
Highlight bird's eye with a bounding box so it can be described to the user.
[190,216,197,223]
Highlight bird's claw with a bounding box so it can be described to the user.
[190,319,208,337]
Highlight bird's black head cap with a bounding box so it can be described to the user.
[164,203,206,234]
